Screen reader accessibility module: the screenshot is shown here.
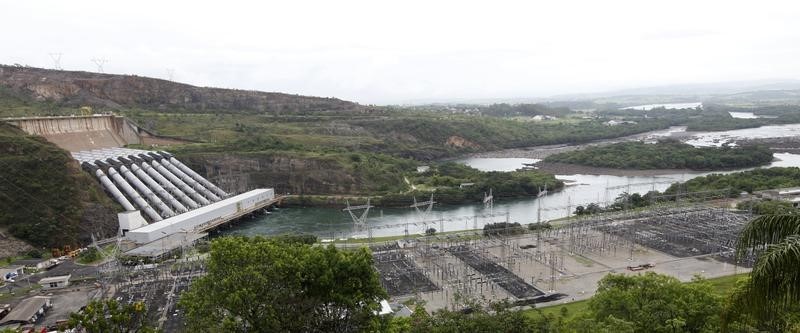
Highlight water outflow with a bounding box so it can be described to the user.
[107,167,163,222]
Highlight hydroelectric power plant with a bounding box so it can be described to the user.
[3,115,280,259]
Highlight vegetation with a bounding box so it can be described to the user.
[179,236,386,332]
[386,272,799,332]
[669,167,800,195]
[736,199,799,215]
[483,222,526,236]
[391,301,536,333]
[0,123,117,248]
[395,162,563,205]
[68,299,155,333]
[545,140,773,170]
[728,214,800,331]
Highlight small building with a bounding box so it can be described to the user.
[38,275,71,290]
[0,297,51,327]
[0,266,24,282]
[459,183,475,189]
[416,165,430,173]
[604,120,637,126]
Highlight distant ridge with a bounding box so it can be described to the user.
[0,64,361,113]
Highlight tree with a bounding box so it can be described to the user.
[729,215,800,325]
[394,300,534,333]
[67,299,155,333]
[178,236,386,332]
[579,272,721,333]
[425,228,437,236]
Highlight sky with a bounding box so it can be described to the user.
[2,0,799,104]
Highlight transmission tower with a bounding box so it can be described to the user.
[410,193,436,223]
[483,189,494,216]
[91,58,108,73]
[166,68,175,81]
[48,53,63,70]
[343,199,372,238]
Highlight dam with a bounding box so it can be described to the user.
[3,115,279,258]
[3,114,187,151]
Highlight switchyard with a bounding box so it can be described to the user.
[365,203,753,312]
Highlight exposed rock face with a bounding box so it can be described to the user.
[445,135,480,149]
[178,153,367,195]
[0,65,360,113]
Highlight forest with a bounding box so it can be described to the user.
[544,140,773,170]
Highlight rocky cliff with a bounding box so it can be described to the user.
[0,65,360,114]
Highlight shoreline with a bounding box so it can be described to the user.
[536,162,701,177]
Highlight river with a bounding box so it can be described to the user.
[223,124,800,239]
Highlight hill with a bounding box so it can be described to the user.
[0,64,360,116]
[0,122,118,249]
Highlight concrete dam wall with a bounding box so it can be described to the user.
[3,115,186,152]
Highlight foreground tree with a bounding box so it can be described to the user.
[179,236,386,332]
[729,214,800,328]
[67,299,155,333]
[390,300,534,333]
[576,272,721,333]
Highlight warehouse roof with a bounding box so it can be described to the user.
[38,275,71,284]
[0,297,49,325]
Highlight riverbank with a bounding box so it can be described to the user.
[536,161,698,177]
[463,126,689,159]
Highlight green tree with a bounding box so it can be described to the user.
[729,214,800,327]
[397,300,534,333]
[67,299,155,333]
[579,272,721,333]
[178,236,386,332]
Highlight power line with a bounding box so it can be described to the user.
[91,58,108,73]
[48,52,63,70]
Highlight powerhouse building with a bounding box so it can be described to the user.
[125,188,274,243]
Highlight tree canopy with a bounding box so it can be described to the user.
[67,299,154,333]
[545,140,773,170]
[178,236,386,332]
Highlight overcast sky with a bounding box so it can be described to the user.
[2,0,799,104]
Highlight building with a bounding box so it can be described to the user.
[416,165,430,173]
[0,297,51,327]
[125,188,275,244]
[38,275,71,290]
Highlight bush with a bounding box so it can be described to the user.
[483,222,525,236]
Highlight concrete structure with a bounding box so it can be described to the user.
[0,296,51,326]
[3,114,187,152]
[124,232,207,259]
[126,189,275,244]
[38,275,71,290]
[119,211,149,234]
